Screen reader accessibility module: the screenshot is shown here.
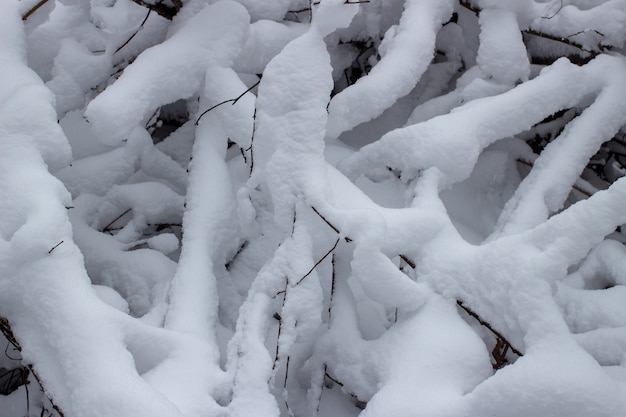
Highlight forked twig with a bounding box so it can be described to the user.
[195,80,260,125]
[102,208,132,233]
[457,301,523,361]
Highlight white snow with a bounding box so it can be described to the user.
[4,0,626,416]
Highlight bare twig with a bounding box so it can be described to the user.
[457,301,523,358]
[115,9,151,54]
[541,0,563,19]
[102,208,132,233]
[22,0,50,21]
[29,365,65,417]
[249,108,257,175]
[328,254,336,322]
[273,281,288,370]
[515,158,594,198]
[48,241,64,254]
[295,238,340,286]
[399,255,415,269]
[311,206,340,234]
[0,318,21,352]
[523,29,604,56]
[195,80,260,125]
[130,0,181,20]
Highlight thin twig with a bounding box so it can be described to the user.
[102,208,132,233]
[324,371,344,387]
[523,29,603,56]
[399,255,415,269]
[249,108,257,175]
[295,238,340,286]
[130,0,181,20]
[115,9,151,54]
[273,281,288,370]
[28,365,65,417]
[48,241,64,254]
[515,158,594,198]
[541,0,563,19]
[457,301,523,357]
[0,317,20,352]
[22,0,50,20]
[328,254,336,322]
[195,80,260,125]
[311,206,340,234]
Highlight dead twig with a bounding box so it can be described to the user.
[515,158,594,198]
[0,317,21,352]
[48,241,64,254]
[273,280,288,371]
[29,365,65,417]
[114,9,151,54]
[328,254,336,322]
[102,208,132,233]
[195,80,260,125]
[248,108,257,175]
[457,301,523,369]
[295,238,340,286]
[130,0,181,20]
[22,0,50,20]
[541,0,563,19]
[399,255,415,269]
[311,206,340,234]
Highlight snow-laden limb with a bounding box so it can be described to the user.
[85,0,250,145]
[342,58,598,187]
[0,7,70,173]
[233,20,308,75]
[325,0,455,140]
[251,0,357,221]
[227,3,358,415]
[0,5,186,416]
[528,0,626,50]
[492,55,626,238]
[166,68,239,340]
[477,9,529,84]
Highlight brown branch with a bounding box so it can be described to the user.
[115,9,152,54]
[295,238,340,286]
[28,365,65,417]
[515,158,594,198]
[399,255,415,269]
[523,29,603,56]
[311,206,340,234]
[195,80,260,125]
[102,208,132,233]
[457,301,523,358]
[22,0,50,21]
[0,318,20,352]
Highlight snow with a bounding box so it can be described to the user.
[477,9,530,84]
[4,0,626,416]
[85,0,251,145]
[325,0,455,139]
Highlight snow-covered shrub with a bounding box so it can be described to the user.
[2,0,626,416]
